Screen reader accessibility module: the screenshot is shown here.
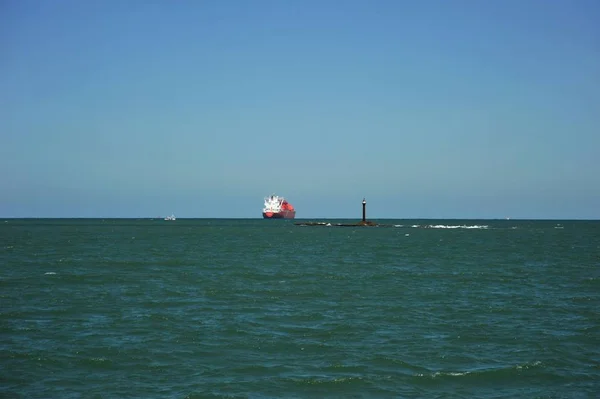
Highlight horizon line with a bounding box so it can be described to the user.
[2,217,599,221]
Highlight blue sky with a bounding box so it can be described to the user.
[1,0,599,219]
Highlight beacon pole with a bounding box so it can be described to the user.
[362,198,366,223]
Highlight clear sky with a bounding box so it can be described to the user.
[1,0,599,219]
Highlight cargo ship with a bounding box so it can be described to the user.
[263,194,296,219]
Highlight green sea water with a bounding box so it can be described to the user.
[2,218,599,398]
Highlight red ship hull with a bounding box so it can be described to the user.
[263,209,296,219]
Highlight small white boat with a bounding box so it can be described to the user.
[164,214,176,221]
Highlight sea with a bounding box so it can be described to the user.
[1,218,599,398]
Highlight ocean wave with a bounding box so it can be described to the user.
[426,225,489,229]
[414,360,544,380]
[283,375,367,386]
[395,224,489,229]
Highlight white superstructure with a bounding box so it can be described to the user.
[263,195,284,213]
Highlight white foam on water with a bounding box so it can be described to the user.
[415,371,470,378]
[417,361,542,378]
[436,371,469,377]
[426,224,489,229]
[516,360,542,369]
[44,272,56,275]
[396,224,488,229]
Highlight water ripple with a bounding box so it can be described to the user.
[1,219,599,398]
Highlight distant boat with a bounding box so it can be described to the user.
[164,214,176,221]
